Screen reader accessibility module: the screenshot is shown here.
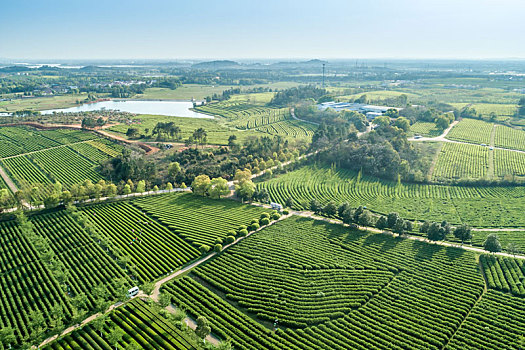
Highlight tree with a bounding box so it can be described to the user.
[376,216,388,230]
[199,245,211,254]
[387,212,400,228]
[195,316,211,341]
[168,162,181,181]
[285,197,294,208]
[507,243,519,256]
[214,244,222,253]
[192,128,207,148]
[374,115,391,127]
[310,199,322,214]
[358,210,373,230]
[393,117,410,132]
[136,180,146,193]
[419,221,430,233]
[393,219,406,235]
[126,127,139,138]
[122,184,131,196]
[435,115,450,130]
[159,293,171,308]
[107,326,125,350]
[453,224,472,245]
[208,177,230,199]
[228,135,238,149]
[191,175,211,196]
[28,309,45,338]
[484,234,502,253]
[235,180,256,202]
[0,327,15,349]
[322,201,337,217]
[427,222,446,241]
[165,182,173,191]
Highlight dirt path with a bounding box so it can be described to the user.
[0,163,18,193]
[290,108,320,126]
[165,304,220,346]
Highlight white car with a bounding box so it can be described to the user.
[414,135,422,139]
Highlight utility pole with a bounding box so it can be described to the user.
[322,63,325,88]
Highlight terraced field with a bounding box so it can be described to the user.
[43,299,198,350]
[195,100,317,139]
[257,165,525,227]
[132,192,270,247]
[164,216,487,350]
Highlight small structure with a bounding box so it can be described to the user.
[270,202,283,211]
[127,286,139,298]
[317,101,402,120]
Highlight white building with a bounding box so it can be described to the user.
[317,101,402,120]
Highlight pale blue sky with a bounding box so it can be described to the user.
[1,0,525,59]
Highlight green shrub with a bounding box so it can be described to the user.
[283,209,290,215]
[272,213,281,220]
[260,213,270,220]
[199,245,211,254]
[214,244,222,253]
[259,218,270,226]
[249,223,260,231]
[225,236,235,244]
[214,238,223,245]
[238,229,249,237]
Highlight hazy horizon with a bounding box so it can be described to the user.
[2,0,525,60]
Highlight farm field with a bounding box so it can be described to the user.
[107,114,262,145]
[432,142,489,181]
[43,299,198,350]
[194,98,316,139]
[493,148,525,178]
[446,118,493,145]
[409,121,442,137]
[81,201,201,283]
[0,127,123,191]
[257,165,525,227]
[493,124,525,151]
[446,290,525,350]
[132,192,271,247]
[479,255,525,296]
[165,216,490,350]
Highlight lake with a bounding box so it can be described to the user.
[41,100,213,119]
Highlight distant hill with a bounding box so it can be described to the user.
[271,59,328,67]
[192,60,241,69]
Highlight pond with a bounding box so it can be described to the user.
[41,100,213,119]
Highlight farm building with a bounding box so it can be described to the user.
[317,101,402,120]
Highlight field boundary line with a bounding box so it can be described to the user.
[442,259,487,349]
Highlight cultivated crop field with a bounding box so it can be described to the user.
[195,99,317,139]
[133,192,271,247]
[81,201,201,283]
[163,216,525,350]
[493,124,525,151]
[410,121,442,137]
[446,118,493,145]
[44,299,198,350]
[0,128,123,191]
[257,165,525,227]
[432,142,489,180]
